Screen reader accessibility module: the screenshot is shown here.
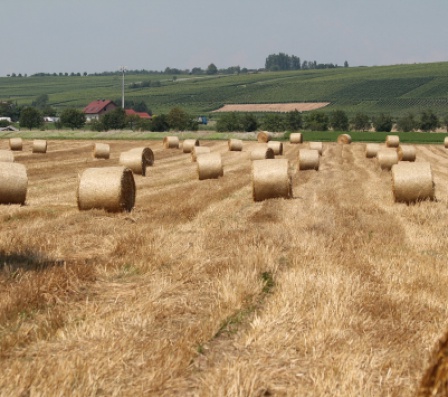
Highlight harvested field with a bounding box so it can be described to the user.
[213,103,330,113]
[0,139,448,396]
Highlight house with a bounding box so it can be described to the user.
[43,116,60,123]
[124,109,152,119]
[0,125,19,132]
[0,117,12,123]
[83,100,118,122]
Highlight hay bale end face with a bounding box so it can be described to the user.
[119,147,154,176]
[267,141,283,155]
[9,138,22,151]
[228,139,243,151]
[163,136,180,149]
[0,162,28,205]
[298,149,320,170]
[182,139,200,153]
[93,143,110,159]
[365,143,380,158]
[77,166,135,212]
[289,133,303,144]
[337,134,352,144]
[191,146,211,162]
[252,159,292,202]
[32,139,47,154]
[257,131,272,143]
[386,135,400,148]
[250,147,275,161]
[377,148,399,171]
[391,162,435,203]
[196,153,223,180]
[444,136,448,149]
[397,145,416,162]
[0,150,14,162]
[309,141,323,155]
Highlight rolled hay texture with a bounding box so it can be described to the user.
[163,136,180,149]
[182,139,200,153]
[77,166,135,212]
[93,143,110,159]
[289,132,303,144]
[391,162,434,203]
[397,145,416,162]
[191,146,211,162]
[228,138,243,151]
[365,143,380,158]
[386,135,400,148]
[267,141,283,155]
[9,138,22,151]
[0,150,14,162]
[119,147,154,176]
[32,139,47,154]
[250,147,275,161]
[0,162,28,205]
[196,153,223,180]
[337,134,352,144]
[252,159,292,202]
[298,149,320,170]
[309,141,323,155]
[444,137,448,149]
[257,131,272,143]
[377,148,399,171]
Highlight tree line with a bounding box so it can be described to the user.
[265,53,349,71]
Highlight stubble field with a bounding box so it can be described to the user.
[1,138,448,396]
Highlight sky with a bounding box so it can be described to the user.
[1,0,448,77]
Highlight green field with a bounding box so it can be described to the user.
[1,62,448,119]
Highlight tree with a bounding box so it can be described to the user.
[150,114,169,132]
[304,112,329,131]
[168,107,191,130]
[206,63,218,75]
[102,108,126,130]
[419,110,439,132]
[216,113,241,132]
[32,94,49,110]
[60,108,86,130]
[373,113,393,132]
[285,110,302,131]
[262,114,285,132]
[330,110,349,131]
[396,112,417,132]
[351,113,370,131]
[19,107,43,130]
[240,113,259,132]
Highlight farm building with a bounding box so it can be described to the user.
[124,109,151,119]
[83,99,118,122]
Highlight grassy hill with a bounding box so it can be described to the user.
[1,62,448,119]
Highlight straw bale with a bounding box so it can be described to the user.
[196,153,223,180]
[0,162,27,205]
[377,148,399,171]
[93,143,110,159]
[386,135,400,148]
[267,141,283,155]
[391,162,434,203]
[298,149,320,170]
[228,138,243,151]
[32,139,47,154]
[250,147,275,160]
[0,150,14,162]
[119,147,154,176]
[182,139,200,153]
[163,136,180,149]
[309,141,323,155]
[397,145,416,162]
[257,131,272,143]
[365,143,380,158]
[252,159,292,202]
[337,134,352,144]
[77,166,135,212]
[444,137,448,149]
[9,138,22,151]
[289,133,303,144]
[191,146,211,162]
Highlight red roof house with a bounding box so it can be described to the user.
[83,100,118,121]
[125,109,152,119]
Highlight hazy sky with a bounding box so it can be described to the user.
[2,0,448,76]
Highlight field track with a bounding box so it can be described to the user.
[1,139,448,396]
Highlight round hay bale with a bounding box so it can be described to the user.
[298,149,320,170]
[228,139,243,151]
[196,153,223,180]
[93,143,110,159]
[77,166,135,212]
[252,159,292,202]
[0,162,27,205]
[444,137,448,149]
[365,143,380,158]
[377,148,399,171]
[119,147,154,176]
[163,136,180,149]
[0,150,14,162]
[250,147,275,161]
[267,141,283,155]
[309,141,323,155]
[191,146,211,162]
[289,133,303,144]
[9,138,22,151]
[182,139,200,153]
[391,162,434,203]
[257,131,272,143]
[386,135,400,148]
[397,145,416,162]
[32,139,47,154]
[337,134,352,144]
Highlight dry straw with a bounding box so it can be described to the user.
[119,147,154,176]
[0,162,28,205]
[77,166,135,212]
[444,136,448,148]
[32,139,47,154]
[365,143,380,158]
[257,131,272,143]
[386,135,400,148]
[251,159,292,202]
[309,141,323,155]
[289,132,303,144]
[228,138,243,151]
[0,150,14,162]
[337,134,352,144]
[163,136,180,149]
[93,143,110,159]
[191,146,211,162]
[298,149,320,170]
[250,146,275,160]
[377,148,399,170]
[397,145,416,162]
[267,141,283,155]
[196,153,223,180]
[391,162,434,203]
[9,138,22,151]
[182,139,200,153]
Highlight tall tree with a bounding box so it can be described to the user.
[19,107,43,130]
[330,110,349,131]
[60,108,86,130]
[351,113,370,131]
[419,110,439,132]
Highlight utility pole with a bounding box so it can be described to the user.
[120,66,127,108]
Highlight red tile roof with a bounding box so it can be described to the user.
[84,100,116,114]
[125,109,151,119]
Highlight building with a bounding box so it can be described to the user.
[124,109,152,119]
[83,100,118,122]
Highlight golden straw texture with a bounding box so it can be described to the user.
[377,149,399,170]
[309,141,323,155]
[196,153,223,180]
[252,159,292,202]
[250,147,275,160]
[289,132,303,144]
[228,139,243,151]
[386,135,400,148]
[397,145,416,162]
[257,131,272,143]
[0,162,28,204]
[182,139,200,153]
[267,141,283,155]
[444,137,448,148]
[191,146,211,162]
[337,134,352,144]
[32,139,47,154]
[365,143,380,158]
[119,147,154,176]
[93,143,110,159]
[391,162,434,203]
[298,149,320,170]
[163,136,180,149]
[9,138,22,151]
[0,150,14,162]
